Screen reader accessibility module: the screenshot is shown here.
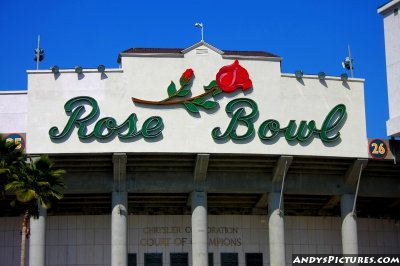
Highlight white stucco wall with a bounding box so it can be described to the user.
[26,44,368,157]
[0,91,27,133]
[379,1,400,136]
[1,215,399,266]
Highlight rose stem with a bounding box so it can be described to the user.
[132,87,217,106]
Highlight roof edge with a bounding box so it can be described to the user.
[222,55,282,62]
[0,90,28,95]
[378,0,400,14]
[117,42,280,63]
[181,41,224,54]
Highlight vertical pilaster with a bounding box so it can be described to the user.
[342,158,365,259]
[112,153,127,266]
[191,191,208,266]
[268,156,291,266]
[341,194,358,256]
[29,203,47,266]
[268,192,285,266]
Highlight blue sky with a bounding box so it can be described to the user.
[0,0,390,138]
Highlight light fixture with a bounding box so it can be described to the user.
[340,73,348,82]
[74,66,83,74]
[318,72,326,80]
[97,64,105,73]
[50,66,59,74]
[295,70,303,78]
[34,48,45,62]
[195,22,204,41]
[342,57,353,70]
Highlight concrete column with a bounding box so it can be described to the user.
[29,203,47,266]
[341,194,358,256]
[191,191,208,266]
[268,192,285,266]
[112,153,127,266]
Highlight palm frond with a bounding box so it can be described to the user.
[5,153,66,210]
[16,189,37,203]
[0,168,10,174]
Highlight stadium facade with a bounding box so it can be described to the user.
[0,41,399,266]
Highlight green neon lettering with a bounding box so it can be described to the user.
[258,119,280,140]
[49,96,164,141]
[93,117,118,139]
[141,116,164,138]
[49,96,98,140]
[115,114,142,139]
[319,104,346,142]
[50,97,345,145]
[212,98,258,140]
[284,120,317,142]
[219,99,345,144]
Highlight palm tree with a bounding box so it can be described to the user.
[6,155,66,266]
[0,135,25,199]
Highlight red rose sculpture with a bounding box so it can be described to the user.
[132,60,253,113]
[216,60,252,92]
[180,68,194,85]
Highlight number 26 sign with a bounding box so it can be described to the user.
[369,139,388,160]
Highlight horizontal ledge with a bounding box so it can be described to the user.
[27,68,124,74]
[120,53,281,61]
[222,55,282,61]
[0,90,27,95]
[281,73,365,82]
[120,53,184,58]
[377,0,400,14]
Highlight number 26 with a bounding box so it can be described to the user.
[371,143,385,154]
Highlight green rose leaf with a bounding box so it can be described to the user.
[183,102,199,113]
[212,88,223,97]
[167,81,177,97]
[201,100,218,109]
[203,80,217,91]
[177,87,190,97]
[193,97,205,105]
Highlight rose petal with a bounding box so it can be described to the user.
[215,60,252,93]
[241,80,252,90]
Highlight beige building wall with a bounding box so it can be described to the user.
[379,0,400,136]
[26,44,368,158]
[1,215,399,266]
[0,91,27,134]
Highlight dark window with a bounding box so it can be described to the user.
[221,253,238,266]
[208,253,214,266]
[170,253,188,266]
[395,8,398,15]
[128,253,137,266]
[245,253,263,266]
[144,253,162,266]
